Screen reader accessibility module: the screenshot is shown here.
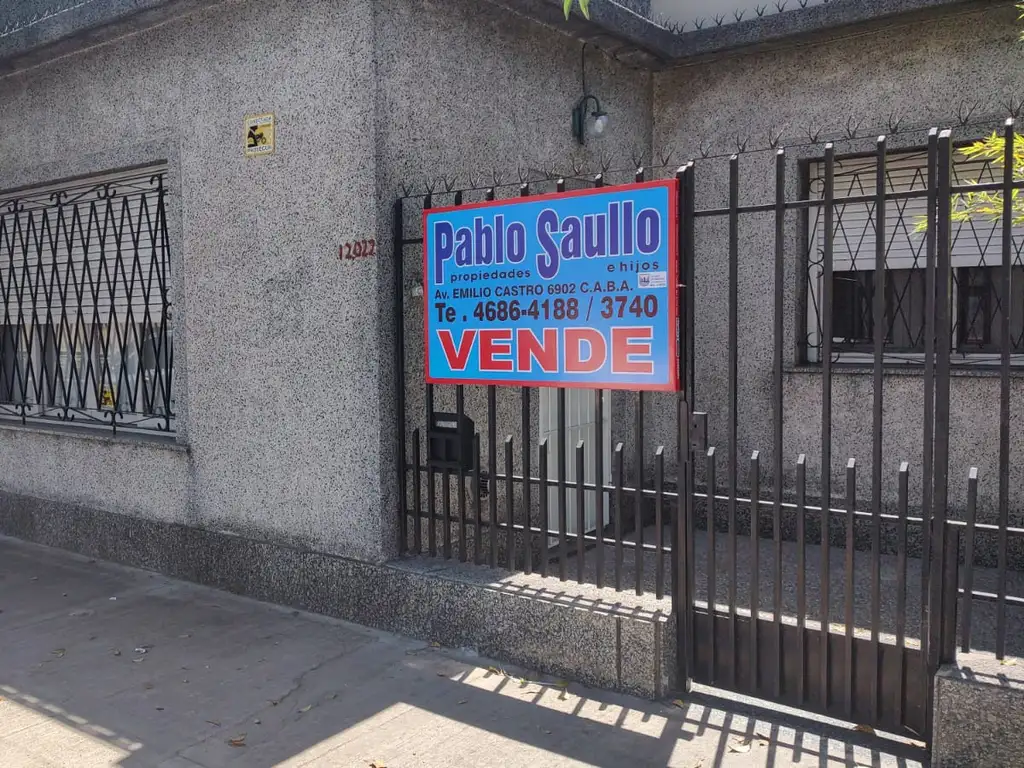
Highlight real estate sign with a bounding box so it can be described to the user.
[423,180,678,391]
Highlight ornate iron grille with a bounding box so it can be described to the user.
[805,148,1024,365]
[0,169,173,433]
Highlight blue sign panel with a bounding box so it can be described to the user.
[423,180,678,391]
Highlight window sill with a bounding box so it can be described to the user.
[785,364,1024,379]
[0,419,187,452]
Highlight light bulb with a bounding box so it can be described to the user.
[592,113,609,135]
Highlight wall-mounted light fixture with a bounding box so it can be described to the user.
[571,42,609,145]
[572,94,608,145]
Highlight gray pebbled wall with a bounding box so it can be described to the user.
[652,1,1024,519]
[0,0,653,563]
[0,0,384,559]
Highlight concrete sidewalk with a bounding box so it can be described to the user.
[0,536,927,767]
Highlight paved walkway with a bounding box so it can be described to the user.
[0,536,927,767]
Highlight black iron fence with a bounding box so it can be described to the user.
[393,116,1024,738]
[0,169,174,434]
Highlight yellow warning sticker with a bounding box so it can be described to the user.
[100,388,115,408]
[244,113,275,158]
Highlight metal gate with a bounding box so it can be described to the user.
[392,120,1017,746]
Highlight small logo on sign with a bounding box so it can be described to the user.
[638,271,667,289]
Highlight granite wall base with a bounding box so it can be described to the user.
[932,654,1024,768]
[0,490,675,700]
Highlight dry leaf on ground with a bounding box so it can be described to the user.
[728,738,753,754]
[228,734,246,747]
[854,724,875,734]
[671,699,686,708]
[51,649,65,657]
[299,705,312,713]
[206,720,221,727]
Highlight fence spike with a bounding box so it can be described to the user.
[713,13,725,25]
[694,16,705,29]
[844,116,860,140]
[956,99,979,127]
[775,0,787,12]
[768,127,783,149]
[806,124,822,143]
[735,135,749,153]
[1000,95,1024,119]
[699,138,712,158]
[886,110,903,134]
[734,8,746,21]
[756,3,767,16]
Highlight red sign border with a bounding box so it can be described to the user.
[421,179,679,392]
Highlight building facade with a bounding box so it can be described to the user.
[1,0,1023,758]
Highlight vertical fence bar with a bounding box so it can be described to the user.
[680,404,696,687]
[728,153,740,690]
[772,148,786,700]
[869,136,887,726]
[655,446,665,599]
[615,443,624,591]
[576,440,586,583]
[996,118,1014,659]
[820,143,836,711]
[457,385,467,562]
[921,130,938,659]
[427,388,437,558]
[635,394,645,595]
[595,390,605,589]
[844,458,856,719]
[485,188,498,570]
[487,385,498,569]
[517,184,532,575]
[558,387,568,581]
[522,388,533,576]
[473,433,481,564]
[393,197,408,555]
[962,467,979,653]
[505,436,515,569]
[539,439,549,578]
[706,447,718,681]
[556,178,568,583]
[442,465,451,559]
[634,166,646,597]
[595,172,607,591]
[412,428,422,555]
[895,462,909,727]
[941,524,960,664]
[685,162,696,404]
[796,454,807,705]
[750,451,761,692]
[424,193,436,559]
[929,130,954,674]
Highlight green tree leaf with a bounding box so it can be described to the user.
[563,0,591,19]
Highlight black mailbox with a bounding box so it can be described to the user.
[427,412,475,471]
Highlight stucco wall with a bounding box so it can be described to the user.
[0,0,653,562]
[0,0,385,559]
[652,1,1024,519]
[376,0,653,556]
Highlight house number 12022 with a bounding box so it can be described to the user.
[339,239,376,261]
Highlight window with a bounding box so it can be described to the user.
[805,149,1024,365]
[0,167,174,432]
